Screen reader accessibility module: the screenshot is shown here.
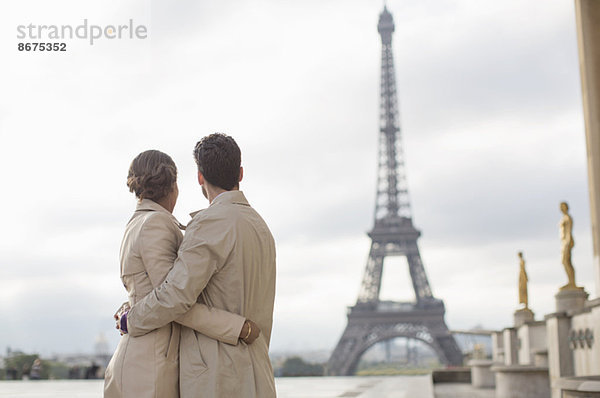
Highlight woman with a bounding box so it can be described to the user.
[104,150,259,398]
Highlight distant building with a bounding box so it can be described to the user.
[94,333,110,356]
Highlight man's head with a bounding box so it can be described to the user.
[560,201,569,214]
[193,133,242,196]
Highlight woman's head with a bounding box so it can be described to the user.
[127,150,178,203]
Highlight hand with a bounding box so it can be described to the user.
[114,302,130,336]
[240,320,261,344]
[115,312,126,336]
[115,311,130,335]
[114,301,130,321]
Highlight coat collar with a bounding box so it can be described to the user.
[189,190,250,218]
[211,190,249,207]
[136,199,186,230]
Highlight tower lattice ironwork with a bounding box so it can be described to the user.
[327,7,462,376]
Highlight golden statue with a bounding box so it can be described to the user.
[518,252,528,309]
[559,201,577,290]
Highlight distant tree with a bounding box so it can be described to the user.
[44,360,70,379]
[280,356,324,377]
[4,353,38,380]
[2,353,71,380]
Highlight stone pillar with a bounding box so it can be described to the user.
[546,312,574,398]
[491,365,551,398]
[517,321,547,366]
[503,328,518,366]
[492,331,505,364]
[469,359,495,388]
[555,289,588,313]
[514,308,535,328]
[574,0,600,298]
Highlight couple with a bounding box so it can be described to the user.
[104,134,277,398]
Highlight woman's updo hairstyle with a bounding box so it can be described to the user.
[127,150,177,201]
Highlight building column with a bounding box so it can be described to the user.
[574,0,600,297]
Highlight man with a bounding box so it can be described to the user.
[120,133,277,398]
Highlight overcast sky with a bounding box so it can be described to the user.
[0,0,597,357]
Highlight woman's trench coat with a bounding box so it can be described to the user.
[104,199,246,398]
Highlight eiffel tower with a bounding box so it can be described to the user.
[327,6,463,376]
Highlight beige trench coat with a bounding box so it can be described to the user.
[104,199,246,398]
[127,191,277,398]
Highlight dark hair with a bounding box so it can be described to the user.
[127,150,177,201]
[193,133,241,190]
